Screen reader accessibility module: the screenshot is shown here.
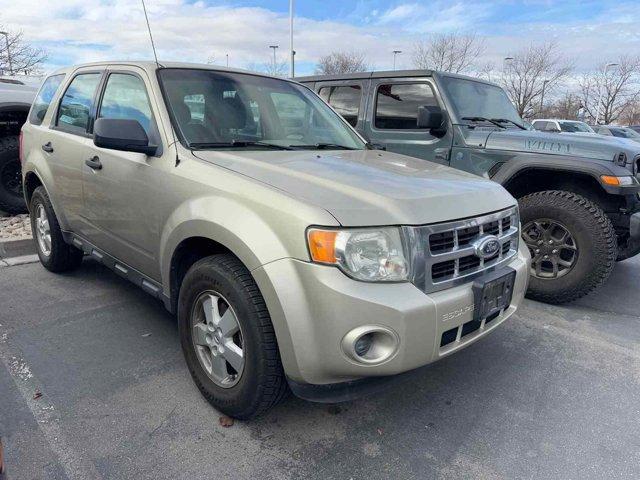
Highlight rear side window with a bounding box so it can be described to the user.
[98,73,153,135]
[375,83,437,130]
[318,85,361,127]
[57,73,102,134]
[28,74,65,126]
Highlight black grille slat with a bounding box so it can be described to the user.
[429,231,455,253]
[502,217,511,231]
[458,255,480,273]
[483,220,500,235]
[457,226,480,247]
[432,260,455,280]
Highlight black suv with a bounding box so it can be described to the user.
[299,70,640,304]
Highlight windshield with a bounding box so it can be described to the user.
[559,121,594,133]
[158,69,365,150]
[612,127,640,139]
[439,76,525,127]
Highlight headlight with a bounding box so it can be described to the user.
[600,175,638,186]
[307,227,409,282]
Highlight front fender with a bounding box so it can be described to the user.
[159,195,338,297]
[490,152,639,195]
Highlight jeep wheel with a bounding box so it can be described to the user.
[178,254,288,419]
[0,135,27,214]
[519,191,616,304]
[30,186,84,272]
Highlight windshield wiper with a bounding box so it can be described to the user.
[461,117,506,129]
[288,143,357,150]
[188,140,293,150]
[491,118,527,130]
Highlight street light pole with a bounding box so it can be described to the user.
[0,32,13,76]
[289,0,294,78]
[392,50,402,70]
[539,79,549,116]
[226,53,229,67]
[595,62,618,125]
[503,56,514,73]
[269,45,279,73]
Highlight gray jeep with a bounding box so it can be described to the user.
[298,70,640,304]
[0,77,38,214]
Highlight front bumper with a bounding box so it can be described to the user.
[252,242,530,390]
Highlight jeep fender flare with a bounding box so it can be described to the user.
[491,153,638,196]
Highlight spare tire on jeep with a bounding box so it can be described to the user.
[0,135,26,214]
[519,190,617,304]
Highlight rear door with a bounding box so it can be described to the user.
[41,68,104,230]
[362,78,453,164]
[316,79,368,133]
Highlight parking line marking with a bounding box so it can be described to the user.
[0,334,103,480]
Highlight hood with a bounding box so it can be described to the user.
[193,149,515,226]
[481,128,640,163]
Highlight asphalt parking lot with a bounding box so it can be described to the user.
[1,256,639,480]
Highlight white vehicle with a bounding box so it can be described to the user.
[531,119,597,135]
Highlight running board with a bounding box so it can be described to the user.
[61,231,172,312]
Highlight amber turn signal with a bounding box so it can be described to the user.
[307,229,338,264]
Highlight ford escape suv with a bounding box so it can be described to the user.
[21,62,530,419]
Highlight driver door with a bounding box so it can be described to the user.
[81,67,166,280]
[361,79,453,165]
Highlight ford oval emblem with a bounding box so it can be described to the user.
[473,235,501,259]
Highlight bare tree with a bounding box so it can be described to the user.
[542,91,583,120]
[246,59,288,78]
[578,56,640,125]
[0,27,46,75]
[620,99,640,126]
[412,32,485,74]
[315,51,369,75]
[499,42,572,118]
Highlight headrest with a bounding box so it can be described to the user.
[218,95,247,130]
[173,100,192,126]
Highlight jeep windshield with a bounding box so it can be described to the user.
[439,76,527,129]
[158,68,365,151]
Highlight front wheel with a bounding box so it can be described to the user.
[519,191,616,304]
[178,254,288,419]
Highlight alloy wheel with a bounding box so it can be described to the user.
[191,291,245,388]
[522,219,578,279]
[35,204,52,257]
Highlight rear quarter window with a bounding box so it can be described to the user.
[28,74,66,126]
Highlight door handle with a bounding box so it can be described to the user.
[42,142,54,153]
[85,156,102,170]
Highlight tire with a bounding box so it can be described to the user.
[0,135,27,214]
[178,254,288,419]
[29,186,84,272]
[519,190,616,304]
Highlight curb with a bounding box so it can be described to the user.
[0,238,36,259]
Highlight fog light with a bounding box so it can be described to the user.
[354,334,373,357]
[341,326,399,365]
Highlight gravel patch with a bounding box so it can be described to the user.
[0,214,32,240]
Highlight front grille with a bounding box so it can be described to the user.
[404,206,520,294]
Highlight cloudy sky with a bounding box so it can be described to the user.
[1,0,639,75]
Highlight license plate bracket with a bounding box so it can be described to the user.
[472,268,516,321]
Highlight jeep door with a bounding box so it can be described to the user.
[39,69,104,229]
[361,78,453,165]
[81,67,166,280]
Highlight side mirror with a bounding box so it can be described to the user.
[417,105,445,131]
[93,118,157,156]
